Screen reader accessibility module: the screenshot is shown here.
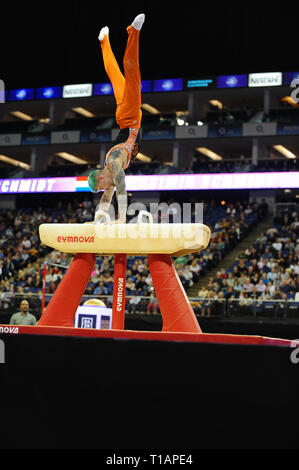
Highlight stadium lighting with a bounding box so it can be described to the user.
[72,107,95,118]
[176,117,185,126]
[196,147,223,161]
[0,154,31,170]
[141,103,160,114]
[209,100,223,110]
[55,152,89,164]
[10,111,33,121]
[176,112,189,126]
[136,153,152,162]
[273,145,296,159]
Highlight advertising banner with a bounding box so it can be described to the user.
[248,72,282,87]
[242,122,277,136]
[175,125,208,139]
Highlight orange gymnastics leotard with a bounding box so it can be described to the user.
[100,24,142,170]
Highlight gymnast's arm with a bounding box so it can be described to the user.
[108,151,127,223]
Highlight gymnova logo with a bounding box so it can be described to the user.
[57,236,95,243]
[0,326,19,334]
[116,278,125,312]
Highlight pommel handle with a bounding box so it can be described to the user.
[137,210,153,224]
[94,210,111,224]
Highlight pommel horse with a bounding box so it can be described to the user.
[38,211,211,333]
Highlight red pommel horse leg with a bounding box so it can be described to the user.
[148,254,202,333]
[112,254,127,330]
[37,251,200,334]
[38,253,96,328]
[38,252,127,330]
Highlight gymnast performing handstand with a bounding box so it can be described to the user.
[88,13,145,223]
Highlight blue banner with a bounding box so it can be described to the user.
[283,72,299,85]
[141,80,152,93]
[80,130,110,143]
[277,124,299,135]
[208,125,242,138]
[8,88,35,101]
[93,83,113,96]
[217,74,248,88]
[153,78,183,92]
[142,129,174,140]
[36,86,62,100]
[185,77,216,89]
[21,133,51,145]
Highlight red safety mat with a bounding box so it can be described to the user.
[0,324,297,348]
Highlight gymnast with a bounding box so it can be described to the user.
[88,13,145,223]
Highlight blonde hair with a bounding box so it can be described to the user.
[83,299,106,307]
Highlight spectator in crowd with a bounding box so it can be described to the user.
[9,300,36,326]
[94,281,108,296]
[243,277,254,293]
[198,285,209,298]
[147,293,159,315]
[189,259,201,282]
[127,290,141,314]
[126,277,136,295]
[256,280,266,295]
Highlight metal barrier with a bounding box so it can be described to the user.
[0,292,298,323]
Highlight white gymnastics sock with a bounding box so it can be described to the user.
[132,14,145,31]
[98,26,109,41]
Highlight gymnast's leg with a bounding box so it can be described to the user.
[99,27,125,107]
[116,14,145,130]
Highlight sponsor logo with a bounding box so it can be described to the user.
[0,326,19,334]
[248,72,282,87]
[117,278,124,312]
[62,83,93,98]
[57,236,95,243]
[78,314,97,329]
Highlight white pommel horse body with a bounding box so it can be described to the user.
[38,211,211,334]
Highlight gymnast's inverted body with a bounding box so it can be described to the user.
[88,13,145,224]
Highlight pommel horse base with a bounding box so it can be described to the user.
[37,212,211,335]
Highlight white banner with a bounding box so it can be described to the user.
[0,134,22,146]
[50,131,80,144]
[175,125,208,139]
[242,122,277,136]
[248,72,282,87]
[62,83,93,98]
[74,305,112,329]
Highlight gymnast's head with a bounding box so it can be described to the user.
[88,168,114,192]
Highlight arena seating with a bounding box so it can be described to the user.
[197,211,299,318]
[0,198,263,320]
